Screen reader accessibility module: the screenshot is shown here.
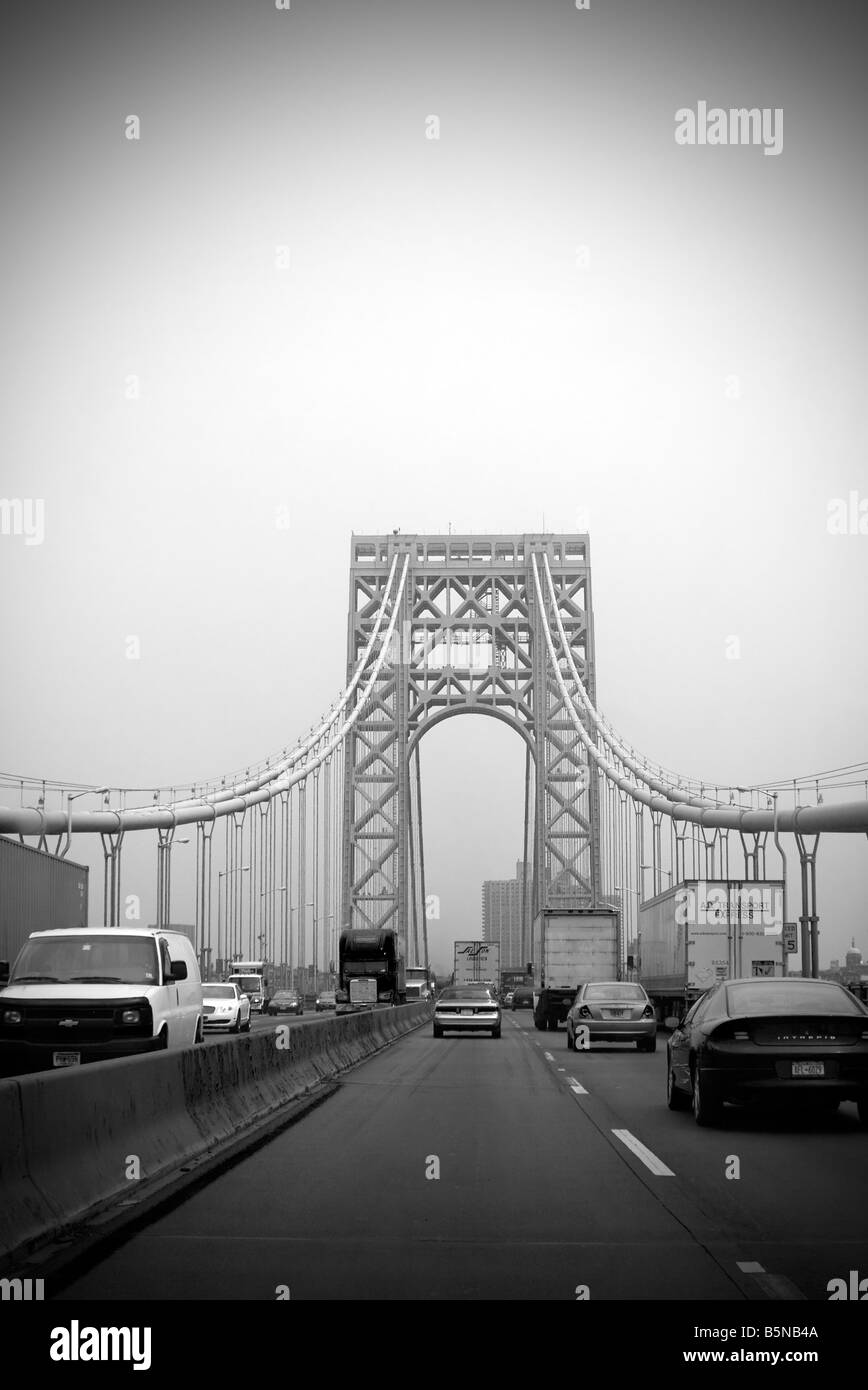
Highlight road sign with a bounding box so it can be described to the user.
[783,922,798,954]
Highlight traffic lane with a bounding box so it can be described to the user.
[516,1013,868,1299]
[58,1009,743,1301]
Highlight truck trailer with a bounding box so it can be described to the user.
[639,879,785,1023]
[531,909,620,1031]
[453,940,501,988]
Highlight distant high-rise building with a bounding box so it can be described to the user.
[481,861,531,968]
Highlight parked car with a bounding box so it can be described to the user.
[316,990,337,1012]
[266,990,303,1016]
[566,981,657,1052]
[504,991,515,1007]
[202,981,251,1033]
[511,987,534,1011]
[0,928,203,1074]
[666,976,868,1127]
[433,985,501,1039]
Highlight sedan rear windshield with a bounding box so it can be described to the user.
[204,985,237,999]
[439,987,495,1001]
[726,981,865,1016]
[11,935,159,985]
[583,983,646,1001]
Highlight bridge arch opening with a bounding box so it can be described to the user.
[409,710,531,985]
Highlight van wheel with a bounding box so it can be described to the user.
[194,1018,203,1044]
[243,1016,251,1032]
[157,1028,169,1050]
[230,1012,241,1033]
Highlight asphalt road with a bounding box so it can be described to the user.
[58,1011,868,1301]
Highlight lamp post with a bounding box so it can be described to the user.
[640,863,671,898]
[260,885,287,976]
[160,836,190,930]
[218,866,250,970]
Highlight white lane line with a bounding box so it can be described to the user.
[611,1128,675,1177]
[567,1077,588,1095]
[543,1051,555,1061]
[737,1261,805,1299]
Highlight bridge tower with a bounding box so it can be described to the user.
[341,533,603,967]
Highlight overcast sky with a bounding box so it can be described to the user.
[1,0,866,975]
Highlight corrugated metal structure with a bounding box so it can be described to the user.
[0,837,89,963]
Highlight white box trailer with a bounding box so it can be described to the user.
[639,879,785,1021]
[453,941,501,987]
[531,909,619,1031]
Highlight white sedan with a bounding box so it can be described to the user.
[202,982,251,1033]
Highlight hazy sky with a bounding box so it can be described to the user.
[1,0,866,973]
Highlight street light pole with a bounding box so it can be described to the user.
[218,866,249,971]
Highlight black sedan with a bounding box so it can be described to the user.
[266,990,304,1016]
[666,977,868,1126]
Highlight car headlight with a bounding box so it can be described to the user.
[121,1009,141,1025]
[3,1009,23,1025]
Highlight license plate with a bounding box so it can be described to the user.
[792,1061,824,1078]
[604,1009,626,1018]
[461,1009,474,1016]
[53,1052,81,1067]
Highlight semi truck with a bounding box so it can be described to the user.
[405,965,434,1002]
[531,909,620,1031]
[639,879,786,1023]
[336,928,406,1012]
[453,940,501,989]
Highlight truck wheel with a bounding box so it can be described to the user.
[637,1037,656,1053]
[230,1012,241,1034]
[433,1025,443,1038]
[491,1027,501,1039]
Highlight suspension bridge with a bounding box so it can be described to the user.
[2,532,866,984]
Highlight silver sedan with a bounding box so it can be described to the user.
[566,982,657,1052]
[433,986,501,1038]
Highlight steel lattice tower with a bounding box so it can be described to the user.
[340,534,603,965]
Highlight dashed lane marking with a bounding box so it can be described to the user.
[611,1128,675,1177]
[737,1261,806,1300]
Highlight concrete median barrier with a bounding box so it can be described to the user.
[0,1002,431,1269]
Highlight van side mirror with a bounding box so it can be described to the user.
[0,961,9,984]
[169,960,188,982]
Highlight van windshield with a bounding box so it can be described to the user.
[11,936,160,986]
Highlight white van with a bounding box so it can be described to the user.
[0,927,203,1074]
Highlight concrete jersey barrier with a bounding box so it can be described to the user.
[0,1002,432,1269]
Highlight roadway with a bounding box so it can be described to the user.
[57,1011,868,1300]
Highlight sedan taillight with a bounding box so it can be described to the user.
[578,1005,592,1019]
[641,1005,655,1019]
